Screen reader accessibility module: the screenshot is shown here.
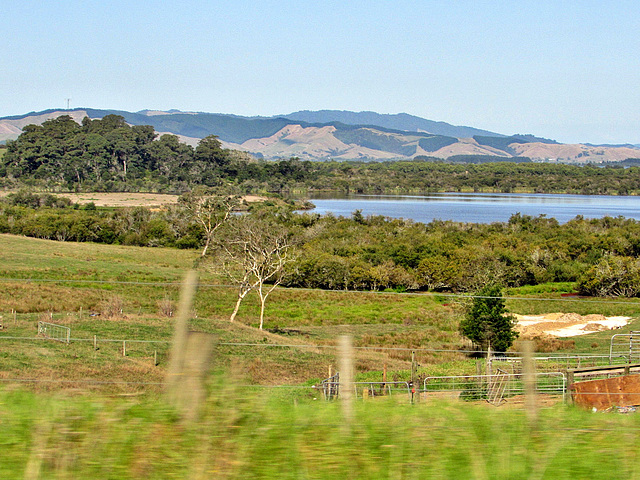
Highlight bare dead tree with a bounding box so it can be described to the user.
[179,188,240,257]
[252,230,293,330]
[222,241,259,323]
[219,215,294,329]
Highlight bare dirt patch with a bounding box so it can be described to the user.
[515,313,630,338]
[0,191,268,208]
[60,192,180,207]
[0,191,179,207]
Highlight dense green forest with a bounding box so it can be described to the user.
[2,115,640,195]
[2,191,640,297]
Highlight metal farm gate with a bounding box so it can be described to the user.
[37,321,70,344]
[423,372,567,404]
[610,332,640,364]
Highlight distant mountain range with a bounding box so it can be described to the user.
[1,108,639,163]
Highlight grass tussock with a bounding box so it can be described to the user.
[98,295,126,319]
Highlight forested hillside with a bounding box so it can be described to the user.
[3,114,640,195]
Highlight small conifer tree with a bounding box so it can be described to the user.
[460,285,518,352]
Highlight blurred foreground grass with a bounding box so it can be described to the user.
[2,381,640,479]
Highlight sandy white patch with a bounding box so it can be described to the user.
[515,313,631,338]
[547,318,629,337]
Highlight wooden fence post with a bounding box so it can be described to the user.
[382,363,387,393]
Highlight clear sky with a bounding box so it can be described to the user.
[3,0,639,144]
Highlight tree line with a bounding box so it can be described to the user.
[3,115,640,195]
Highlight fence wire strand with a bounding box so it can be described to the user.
[1,276,640,305]
[0,334,632,359]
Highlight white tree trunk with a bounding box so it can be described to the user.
[259,297,266,330]
[201,236,211,257]
[229,296,242,323]
[229,283,253,322]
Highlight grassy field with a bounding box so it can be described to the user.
[2,232,639,391]
[3,385,640,479]
[0,234,467,391]
[4,233,640,477]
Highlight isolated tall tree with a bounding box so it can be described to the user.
[219,215,294,329]
[179,187,239,257]
[459,285,518,352]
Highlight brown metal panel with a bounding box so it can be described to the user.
[572,375,640,411]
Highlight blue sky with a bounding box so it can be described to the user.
[4,0,639,144]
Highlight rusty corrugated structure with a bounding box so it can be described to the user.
[572,374,640,411]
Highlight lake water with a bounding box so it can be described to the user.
[306,193,640,224]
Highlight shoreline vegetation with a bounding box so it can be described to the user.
[3,184,640,197]
[2,168,640,197]
[2,189,640,298]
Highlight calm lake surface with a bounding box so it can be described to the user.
[306,193,640,224]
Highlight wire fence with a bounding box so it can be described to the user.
[0,333,634,366]
[1,333,639,404]
[3,275,640,306]
[1,289,640,402]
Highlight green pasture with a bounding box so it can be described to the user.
[2,384,640,479]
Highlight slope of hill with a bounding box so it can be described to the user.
[281,109,504,138]
[1,108,639,163]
